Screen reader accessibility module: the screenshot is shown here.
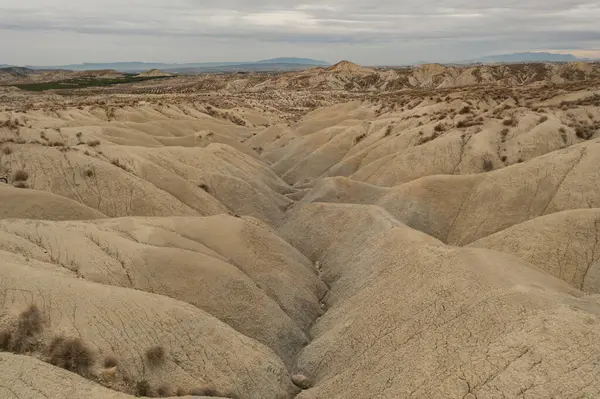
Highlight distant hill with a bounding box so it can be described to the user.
[466,52,580,64]
[23,58,329,73]
[256,58,329,65]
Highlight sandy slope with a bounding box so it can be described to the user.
[2,71,600,398]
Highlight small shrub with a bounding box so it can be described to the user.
[434,123,445,132]
[10,304,43,353]
[83,168,94,178]
[87,140,100,147]
[0,330,12,351]
[157,385,171,397]
[501,156,508,162]
[198,183,209,192]
[483,159,494,172]
[456,120,467,128]
[12,170,29,182]
[47,337,95,376]
[2,146,12,155]
[384,125,392,136]
[76,132,83,138]
[517,158,524,163]
[136,380,151,397]
[103,355,118,368]
[538,116,548,124]
[40,131,47,140]
[145,346,165,366]
[458,106,471,115]
[502,117,516,126]
[190,386,219,397]
[355,133,367,143]
[575,126,595,140]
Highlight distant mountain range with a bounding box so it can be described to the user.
[17,58,330,73]
[463,52,590,64]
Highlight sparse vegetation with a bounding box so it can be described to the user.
[157,384,171,397]
[483,159,494,172]
[47,337,95,376]
[83,168,95,178]
[12,169,28,182]
[575,125,597,140]
[0,330,11,351]
[502,117,517,126]
[136,380,151,397]
[12,75,170,92]
[355,133,367,143]
[8,304,43,354]
[145,345,166,366]
[190,386,219,397]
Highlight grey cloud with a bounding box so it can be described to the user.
[0,0,599,64]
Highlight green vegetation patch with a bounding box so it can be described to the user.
[11,75,169,91]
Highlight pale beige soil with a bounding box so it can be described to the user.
[1,62,600,398]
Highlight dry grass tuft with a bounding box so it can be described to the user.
[145,345,166,366]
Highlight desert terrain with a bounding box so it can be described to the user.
[1,61,600,398]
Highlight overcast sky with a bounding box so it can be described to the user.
[1,0,600,65]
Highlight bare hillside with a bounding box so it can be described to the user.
[1,64,600,398]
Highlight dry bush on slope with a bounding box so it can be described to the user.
[156,384,171,397]
[46,336,95,376]
[135,380,151,397]
[145,345,166,366]
[8,304,43,353]
[12,169,28,182]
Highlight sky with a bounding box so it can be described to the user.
[1,0,600,66]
